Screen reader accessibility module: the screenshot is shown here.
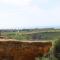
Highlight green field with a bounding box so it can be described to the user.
[1,29,60,41]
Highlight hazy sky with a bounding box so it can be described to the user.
[0,0,60,29]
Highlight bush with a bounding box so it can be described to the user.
[53,38,60,60]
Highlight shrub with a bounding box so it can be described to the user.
[53,38,60,60]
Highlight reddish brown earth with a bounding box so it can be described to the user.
[0,39,52,60]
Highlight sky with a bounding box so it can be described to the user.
[0,0,60,29]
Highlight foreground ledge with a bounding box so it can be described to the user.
[0,39,52,60]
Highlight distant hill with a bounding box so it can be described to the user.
[0,28,60,32]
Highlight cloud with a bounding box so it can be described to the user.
[0,0,32,7]
[48,5,60,26]
[39,0,48,4]
[0,0,48,28]
[0,12,16,18]
[49,7,60,18]
[0,0,60,29]
[48,0,60,21]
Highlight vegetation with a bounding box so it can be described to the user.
[53,38,60,60]
[0,28,60,60]
[0,28,60,40]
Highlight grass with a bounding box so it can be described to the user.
[1,30,60,40]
